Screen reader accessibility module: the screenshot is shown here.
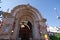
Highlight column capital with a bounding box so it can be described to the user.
[40,18,47,22]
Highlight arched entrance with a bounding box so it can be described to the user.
[11,4,47,40]
[18,21,32,40]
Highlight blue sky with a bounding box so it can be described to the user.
[0,0,60,26]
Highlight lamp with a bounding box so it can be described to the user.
[21,24,25,28]
[12,30,14,33]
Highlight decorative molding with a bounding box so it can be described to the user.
[2,12,14,18]
[40,18,47,22]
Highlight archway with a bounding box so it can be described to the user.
[11,4,47,40]
[18,21,32,40]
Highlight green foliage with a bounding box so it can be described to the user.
[49,33,60,40]
[56,33,60,40]
[56,33,60,38]
[49,35,58,40]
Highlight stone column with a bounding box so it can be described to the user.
[12,18,19,40]
[32,20,40,40]
[39,18,47,40]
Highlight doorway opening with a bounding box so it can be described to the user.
[18,21,32,40]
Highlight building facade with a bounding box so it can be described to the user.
[0,4,48,40]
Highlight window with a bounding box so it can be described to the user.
[4,24,10,32]
[0,15,2,22]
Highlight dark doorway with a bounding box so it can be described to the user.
[18,21,32,40]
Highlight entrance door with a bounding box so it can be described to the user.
[18,21,32,40]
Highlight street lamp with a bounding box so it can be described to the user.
[57,16,60,19]
[54,8,60,19]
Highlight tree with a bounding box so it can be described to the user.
[56,33,60,40]
[49,35,58,40]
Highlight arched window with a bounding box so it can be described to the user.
[4,24,10,32]
[0,15,2,27]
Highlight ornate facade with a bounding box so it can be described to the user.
[0,4,48,40]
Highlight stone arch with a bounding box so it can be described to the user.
[11,4,46,40]
[11,4,44,21]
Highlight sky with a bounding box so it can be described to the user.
[0,0,60,26]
